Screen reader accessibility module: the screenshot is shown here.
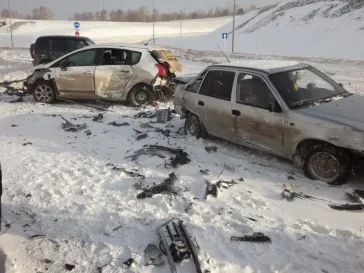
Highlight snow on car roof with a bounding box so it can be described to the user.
[214,60,307,73]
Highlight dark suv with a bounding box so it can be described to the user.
[30,35,95,66]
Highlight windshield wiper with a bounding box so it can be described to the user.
[291,98,332,108]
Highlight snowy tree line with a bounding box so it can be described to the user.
[0,4,258,22]
[1,6,54,20]
[73,4,257,22]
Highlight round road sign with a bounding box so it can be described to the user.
[74,21,80,29]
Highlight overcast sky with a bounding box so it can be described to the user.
[2,0,281,19]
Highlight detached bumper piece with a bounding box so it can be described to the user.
[158,218,202,273]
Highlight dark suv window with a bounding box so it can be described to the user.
[199,70,235,101]
[51,39,69,52]
[35,38,51,51]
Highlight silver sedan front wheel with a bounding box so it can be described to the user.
[33,81,56,104]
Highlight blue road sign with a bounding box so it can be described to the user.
[74,21,80,29]
[222,33,228,39]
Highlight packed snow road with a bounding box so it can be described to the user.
[1,48,364,273]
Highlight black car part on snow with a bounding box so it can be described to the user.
[137,172,177,199]
[231,232,271,243]
[126,145,191,168]
[158,218,202,273]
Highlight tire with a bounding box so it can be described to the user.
[30,43,35,59]
[303,144,351,185]
[128,85,153,107]
[184,113,207,139]
[32,81,57,104]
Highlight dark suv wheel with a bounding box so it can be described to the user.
[304,144,350,185]
[33,81,57,104]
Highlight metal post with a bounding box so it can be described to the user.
[179,0,182,38]
[152,0,155,44]
[232,0,236,52]
[8,0,13,47]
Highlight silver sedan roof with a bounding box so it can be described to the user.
[211,60,310,74]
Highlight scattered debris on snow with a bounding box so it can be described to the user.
[137,172,177,199]
[144,244,164,266]
[61,117,87,132]
[231,232,271,243]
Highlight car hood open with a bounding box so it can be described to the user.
[297,94,364,131]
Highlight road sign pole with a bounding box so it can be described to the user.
[232,0,236,53]
[8,0,13,47]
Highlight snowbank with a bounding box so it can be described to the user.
[0,17,232,48]
[158,0,364,60]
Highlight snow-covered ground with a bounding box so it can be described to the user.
[1,45,364,273]
[158,0,364,60]
[0,17,232,48]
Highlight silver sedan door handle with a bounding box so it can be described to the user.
[120,70,129,73]
[83,71,92,74]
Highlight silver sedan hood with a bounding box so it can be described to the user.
[296,94,364,131]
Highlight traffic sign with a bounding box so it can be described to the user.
[222,33,228,39]
[74,21,80,29]
[75,31,80,36]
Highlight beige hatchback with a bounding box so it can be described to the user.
[25,44,182,106]
[174,60,364,185]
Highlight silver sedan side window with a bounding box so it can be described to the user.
[236,73,276,110]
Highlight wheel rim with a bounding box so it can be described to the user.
[134,90,149,105]
[34,84,54,103]
[187,116,200,137]
[308,152,340,182]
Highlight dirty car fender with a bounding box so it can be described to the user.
[285,111,364,159]
[25,68,55,91]
[121,66,154,101]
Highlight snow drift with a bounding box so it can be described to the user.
[0,17,231,48]
[159,0,364,60]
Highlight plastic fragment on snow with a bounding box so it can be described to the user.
[156,109,172,123]
[123,258,134,268]
[127,145,191,168]
[136,132,148,141]
[9,97,23,103]
[158,218,203,273]
[29,234,46,240]
[144,243,164,266]
[204,180,218,199]
[231,232,271,243]
[216,180,238,189]
[283,183,295,200]
[61,117,86,132]
[205,146,217,153]
[65,264,76,271]
[137,172,177,199]
[93,113,103,122]
[108,121,129,127]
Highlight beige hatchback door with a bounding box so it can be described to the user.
[231,72,286,156]
[54,49,98,99]
[193,69,236,140]
[94,48,134,101]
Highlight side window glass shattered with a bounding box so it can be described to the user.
[199,70,235,101]
[236,73,275,109]
[186,71,207,93]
